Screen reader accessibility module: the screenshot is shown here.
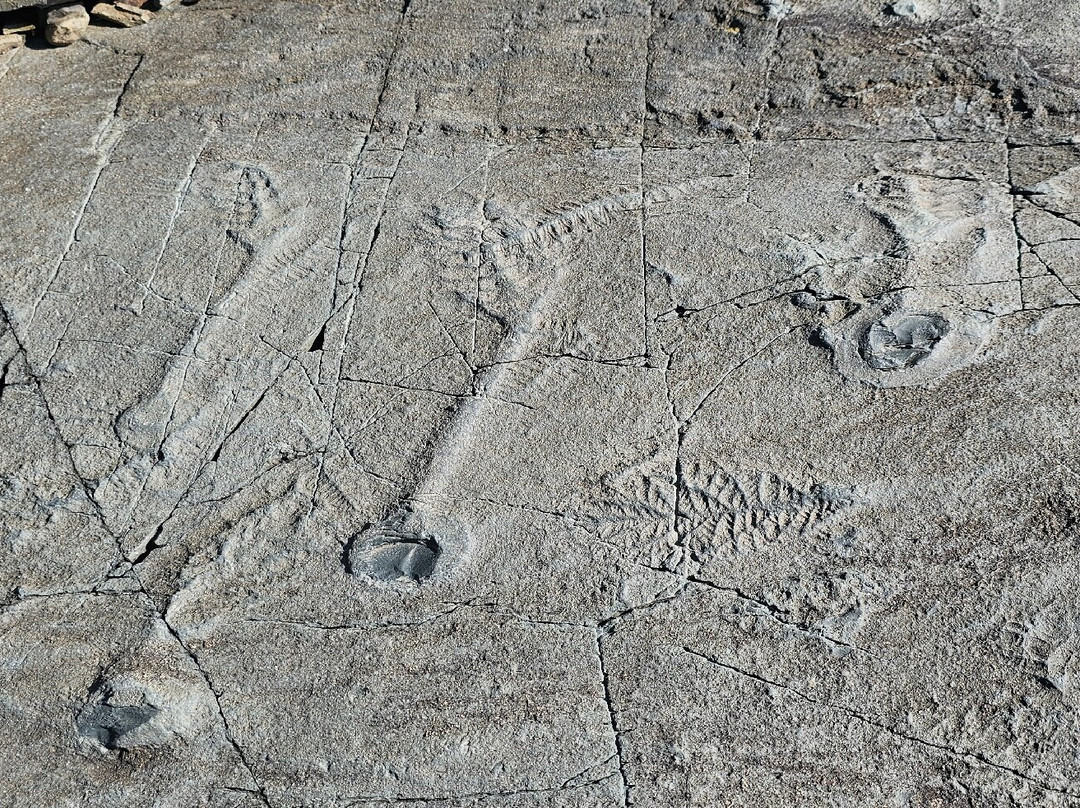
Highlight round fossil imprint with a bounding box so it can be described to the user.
[807,290,992,388]
[347,517,442,583]
[860,313,949,371]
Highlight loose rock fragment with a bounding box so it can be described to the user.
[90,2,151,27]
[0,31,22,52]
[887,0,939,19]
[1,20,35,36]
[44,4,88,46]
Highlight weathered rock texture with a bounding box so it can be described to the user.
[2,1,1080,806]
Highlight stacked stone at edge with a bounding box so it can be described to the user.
[0,31,23,51]
[90,1,151,27]
[44,4,88,45]
[0,0,183,52]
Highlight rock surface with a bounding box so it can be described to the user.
[1,1,1080,806]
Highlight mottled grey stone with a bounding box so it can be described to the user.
[2,1,1080,806]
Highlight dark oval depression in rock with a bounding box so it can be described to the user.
[345,519,442,583]
[76,703,158,751]
[860,313,949,371]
